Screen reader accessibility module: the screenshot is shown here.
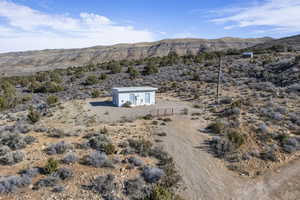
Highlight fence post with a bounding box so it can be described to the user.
[172,108,174,115]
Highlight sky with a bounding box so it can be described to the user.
[0,0,300,53]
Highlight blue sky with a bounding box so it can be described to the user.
[1,0,300,52]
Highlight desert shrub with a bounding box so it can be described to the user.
[144,63,159,75]
[162,118,172,122]
[87,135,111,150]
[143,114,153,120]
[38,81,64,93]
[27,107,40,123]
[44,158,59,174]
[0,175,32,193]
[282,138,299,153]
[295,55,300,64]
[52,185,65,193]
[83,174,118,200]
[84,75,99,85]
[124,178,149,199]
[49,72,62,83]
[82,151,113,168]
[47,95,59,105]
[260,150,277,162]
[257,123,269,134]
[52,168,73,180]
[157,132,167,137]
[222,107,241,117]
[275,133,289,144]
[182,108,189,115]
[0,133,25,150]
[0,146,10,156]
[128,139,153,156]
[19,167,40,178]
[45,141,71,155]
[28,80,42,92]
[160,162,180,188]
[110,62,122,74]
[207,120,227,134]
[128,66,140,79]
[142,167,165,183]
[91,89,101,98]
[34,176,60,189]
[144,185,173,200]
[61,153,78,164]
[0,151,25,165]
[21,94,32,103]
[227,130,244,148]
[99,73,107,80]
[101,127,109,134]
[103,143,116,155]
[209,137,235,157]
[128,156,144,167]
[23,135,36,144]
[0,81,17,111]
[220,96,233,104]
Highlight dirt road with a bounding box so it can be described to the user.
[157,115,300,200]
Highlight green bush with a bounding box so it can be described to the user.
[227,130,244,148]
[127,66,140,79]
[103,143,116,155]
[47,95,59,105]
[21,94,32,103]
[28,107,40,123]
[34,81,64,93]
[28,80,42,92]
[44,158,59,174]
[110,62,122,74]
[99,73,107,80]
[0,81,17,110]
[144,63,159,75]
[84,75,99,85]
[50,72,62,83]
[91,89,101,98]
[144,185,173,200]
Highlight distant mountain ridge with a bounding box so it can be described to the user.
[251,34,300,51]
[0,37,273,75]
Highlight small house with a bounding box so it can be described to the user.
[112,87,158,107]
[242,52,254,58]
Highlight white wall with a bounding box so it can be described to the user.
[113,91,156,107]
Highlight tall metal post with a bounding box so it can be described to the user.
[216,55,222,105]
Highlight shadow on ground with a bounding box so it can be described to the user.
[89,101,115,107]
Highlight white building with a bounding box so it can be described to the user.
[242,52,254,58]
[112,87,158,107]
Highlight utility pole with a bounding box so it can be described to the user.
[216,55,222,105]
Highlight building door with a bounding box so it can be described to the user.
[145,93,150,104]
[129,94,136,105]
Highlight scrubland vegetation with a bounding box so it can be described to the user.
[0,45,299,199]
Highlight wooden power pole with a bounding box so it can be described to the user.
[216,55,222,105]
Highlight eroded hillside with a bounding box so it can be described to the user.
[0,37,272,76]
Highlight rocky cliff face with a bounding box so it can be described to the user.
[0,37,272,75]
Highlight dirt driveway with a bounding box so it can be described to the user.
[157,115,245,200]
[157,115,300,200]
